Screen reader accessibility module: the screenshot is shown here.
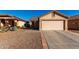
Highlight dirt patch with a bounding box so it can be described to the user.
[0,29,42,49]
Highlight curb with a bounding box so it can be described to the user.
[40,31,48,49]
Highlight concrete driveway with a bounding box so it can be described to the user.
[43,31,79,49]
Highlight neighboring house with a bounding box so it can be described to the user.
[14,16,26,28]
[0,14,26,29]
[30,11,69,30]
[68,15,79,30]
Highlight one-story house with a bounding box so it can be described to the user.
[30,10,69,30]
[0,14,26,29]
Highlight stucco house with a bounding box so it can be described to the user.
[14,17,26,28]
[0,14,26,29]
[30,11,69,30]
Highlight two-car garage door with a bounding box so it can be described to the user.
[41,21,64,30]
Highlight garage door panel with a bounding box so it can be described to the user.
[42,21,64,30]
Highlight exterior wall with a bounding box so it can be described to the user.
[39,20,42,30]
[54,14,68,20]
[65,20,68,30]
[40,13,53,20]
[68,20,79,30]
[17,21,25,27]
[40,13,67,21]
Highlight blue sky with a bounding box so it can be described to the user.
[0,10,79,20]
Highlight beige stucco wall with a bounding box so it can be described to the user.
[40,13,67,20]
[54,14,67,20]
[40,13,53,20]
[17,21,25,27]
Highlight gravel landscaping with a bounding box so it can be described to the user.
[0,29,42,49]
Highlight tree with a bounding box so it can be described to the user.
[24,21,30,28]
